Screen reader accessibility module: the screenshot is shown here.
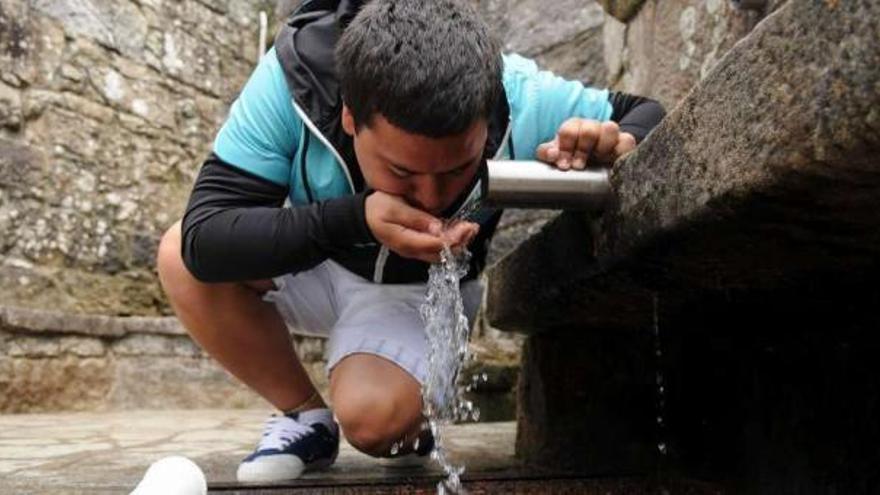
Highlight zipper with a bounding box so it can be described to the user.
[299,126,315,203]
[291,98,393,282]
[494,118,513,160]
[373,246,390,283]
[291,98,355,194]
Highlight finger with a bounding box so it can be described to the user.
[613,132,637,160]
[555,119,582,170]
[450,227,477,252]
[572,120,601,170]
[461,222,479,245]
[392,226,445,262]
[462,224,480,246]
[535,140,560,164]
[442,221,477,247]
[449,243,469,257]
[388,201,443,234]
[593,121,620,164]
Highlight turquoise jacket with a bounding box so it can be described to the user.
[202,1,615,284]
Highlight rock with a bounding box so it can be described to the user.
[1,305,125,337]
[107,356,261,410]
[602,0,880,273]
[487,213,606,333]
[122,316,186,335]
[515,332,655,472]
[486,209,558,267]
[0,355,114,412]
[31,0,148,58]
[111,333,202,358]
[0,83,22,130]
[598,0,648,22]
[476,0,606,83]
[603,0,764,110]
[292,334,326,363]
[7,335,106,357]
[0,0,38,86]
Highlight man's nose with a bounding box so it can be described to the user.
[411,176,444,214]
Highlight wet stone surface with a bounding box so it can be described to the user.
[0,410,517,494]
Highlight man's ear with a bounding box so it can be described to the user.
[341,104,356,137]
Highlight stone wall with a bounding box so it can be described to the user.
[0,301,522,414]
[0,0,273,316]
[476,0,606,84]
[0,306,264,412]
[0,0,288,412]
[0,305,340,412]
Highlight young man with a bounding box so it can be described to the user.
[157,0,664,483]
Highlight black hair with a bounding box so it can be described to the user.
[336,0,502,138]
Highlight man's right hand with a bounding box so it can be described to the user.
[365,191,478,264]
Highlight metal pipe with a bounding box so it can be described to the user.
[482,160,612,210]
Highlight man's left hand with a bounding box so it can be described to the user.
[536,119,636,170]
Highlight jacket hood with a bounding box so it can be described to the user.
[275,0,363,136]
[274,0,511,176]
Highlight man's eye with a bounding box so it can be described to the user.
[390,166,411,178]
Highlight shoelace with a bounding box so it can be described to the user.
[257,415,315,451]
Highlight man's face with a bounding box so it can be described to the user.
[342,106,487,216]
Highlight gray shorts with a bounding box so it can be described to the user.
[263,260,483,385]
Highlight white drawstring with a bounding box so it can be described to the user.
[257,416,314,451]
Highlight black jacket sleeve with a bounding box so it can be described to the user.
[180,153,375,283]
[607,92,666,143]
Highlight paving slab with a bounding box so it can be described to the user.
[0,410,725,494]
[0,410,520,494]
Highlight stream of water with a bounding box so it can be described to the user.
[413,193,488,494]
[653,292,668,457]
[417,192,498,493]
[419,240,477,494]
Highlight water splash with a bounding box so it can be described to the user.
[653,292,668,457]
[420,239,476,494]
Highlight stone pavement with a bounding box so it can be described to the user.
[0,409,521,494]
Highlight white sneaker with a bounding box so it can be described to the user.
[236,409,339,483]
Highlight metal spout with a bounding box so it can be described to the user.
[483,160,612,210]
